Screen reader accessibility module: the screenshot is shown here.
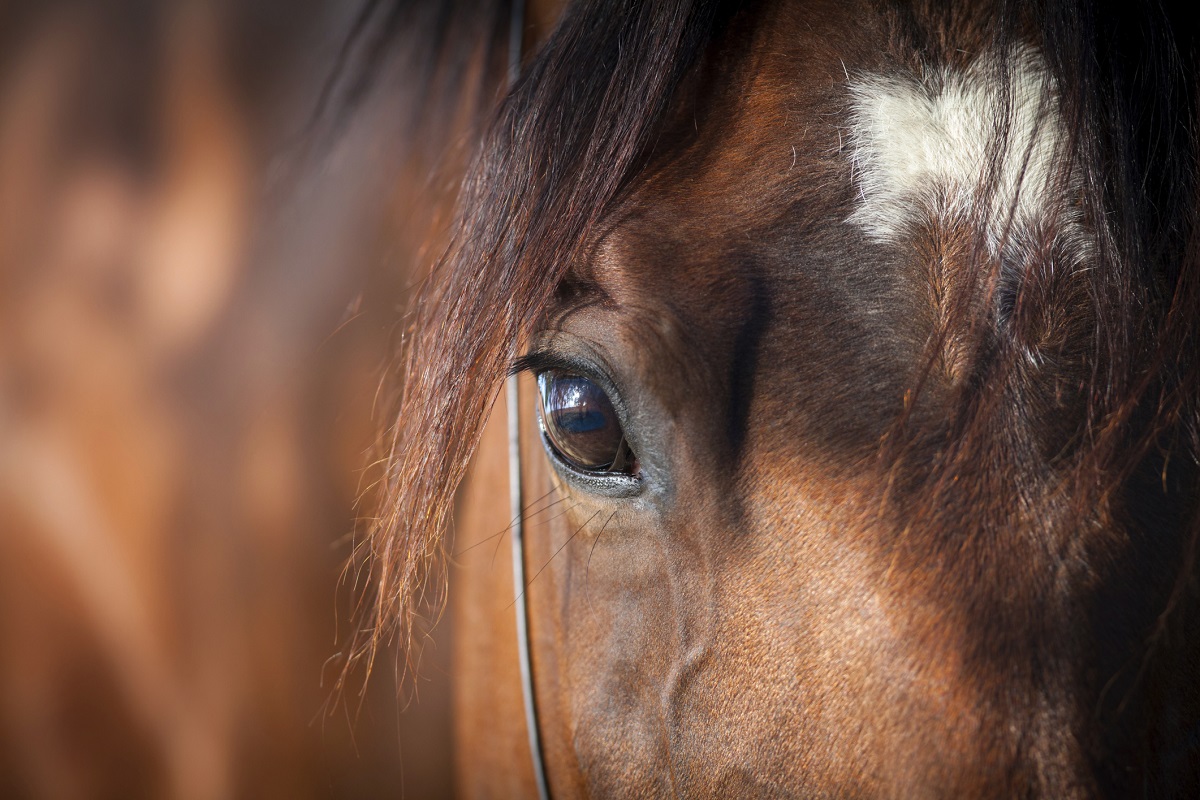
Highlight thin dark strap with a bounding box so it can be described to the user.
[506,1,551,798]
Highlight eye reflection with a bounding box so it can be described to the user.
[537,371,633,474]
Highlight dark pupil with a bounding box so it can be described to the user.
[538,372,625,471]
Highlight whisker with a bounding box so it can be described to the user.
[485,494,578,568]
[506,509,601,611]
[452,487,561,557]
[526,509,598,589]
[539,496,578,526]
[584,510,619,617]
[487,489,562,567]
[526,492,572,522]
[492,496,577,569]
[450,526,507,558]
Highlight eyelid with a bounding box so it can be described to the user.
[512,350,599,383]
[514,350,628,414]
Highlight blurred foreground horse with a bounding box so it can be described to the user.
[0,1,481,796]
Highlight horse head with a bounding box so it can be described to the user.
[368,1,1200,795]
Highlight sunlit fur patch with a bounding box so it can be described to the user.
[846,48,1079,256]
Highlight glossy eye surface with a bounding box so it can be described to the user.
[537,371,633,473]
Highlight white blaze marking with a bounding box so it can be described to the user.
[846,49,1073,250]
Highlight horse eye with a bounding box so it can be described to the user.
[537,371,633,474]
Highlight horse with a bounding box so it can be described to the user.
[2,0,1196,796]
[0,2,471,795]
[353,0,1200,796]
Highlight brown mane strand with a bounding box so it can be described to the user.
[353,0,738,676]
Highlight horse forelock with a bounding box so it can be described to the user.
[355,0,740,673]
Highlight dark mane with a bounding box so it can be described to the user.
[878,2,1200,525]
[357,0,1200,718]
[354,0,738,669]
[304,0,512,150]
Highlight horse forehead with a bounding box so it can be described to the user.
[846,47,1075,249]
[586,222,776,355]
[589,26,862,289]
[594,33,1078,329]
[594,4,874,262]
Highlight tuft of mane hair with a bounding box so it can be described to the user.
[350,0,738,678]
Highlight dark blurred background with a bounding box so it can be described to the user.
[0,2,478,796]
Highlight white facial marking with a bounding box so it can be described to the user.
[846,49,1075,251]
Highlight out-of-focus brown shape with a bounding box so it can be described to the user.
[0,2,464,797]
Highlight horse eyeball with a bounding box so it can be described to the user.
[537,371,632,473]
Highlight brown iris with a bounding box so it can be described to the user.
[537,371,633,473]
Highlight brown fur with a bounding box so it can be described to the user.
[377,0,1200,795]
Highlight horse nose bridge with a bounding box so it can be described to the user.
[864,607,1097,796]
[749,474,1104,792]
[874,551,1104,794]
